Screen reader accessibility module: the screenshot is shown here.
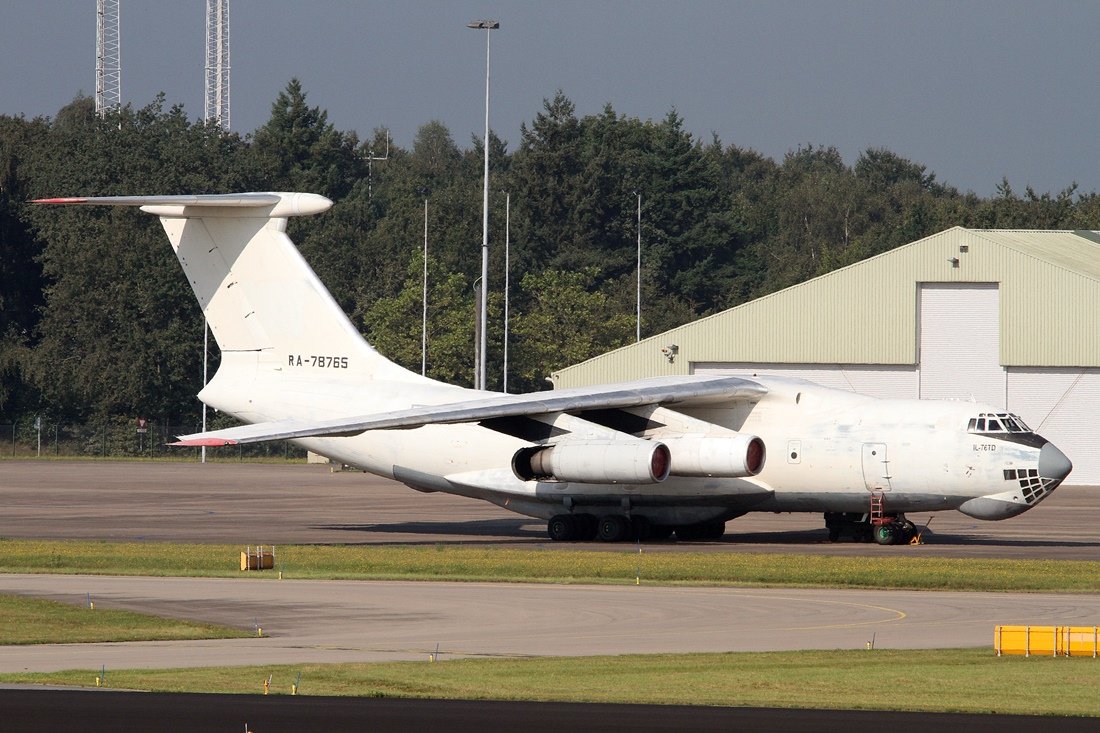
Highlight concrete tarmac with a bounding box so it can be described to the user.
[3,460,1098,728]
[0,460,1097,558]
[2,574,1099,672]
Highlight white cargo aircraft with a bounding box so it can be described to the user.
[37,192,1073,544]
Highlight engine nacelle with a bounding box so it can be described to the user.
[661,434,766,477]
[512,439,671,484]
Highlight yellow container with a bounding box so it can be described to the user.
[995,625,1100,657]
[240,547,275,571]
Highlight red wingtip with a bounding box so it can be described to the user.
[171,438,238,447]
[32,197,89,204]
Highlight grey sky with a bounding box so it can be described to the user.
[3,1,1098,197]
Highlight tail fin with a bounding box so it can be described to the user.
[35,193,424,390]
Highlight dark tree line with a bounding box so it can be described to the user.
[2,80,1099,427]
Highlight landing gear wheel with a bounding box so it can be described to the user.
[674,522,725,541]
[629,515,650,541]
[673,524,699,541]
[873,523,899,546]
[648,524,674,540]
[701,521,726,540]
[576,514,599,541]
[597,514,630,542]
[547,514,577,542]
[827,527,841,542]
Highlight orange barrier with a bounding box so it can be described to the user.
[995,625,1100,657]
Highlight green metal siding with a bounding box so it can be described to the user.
[553,228,1100,388]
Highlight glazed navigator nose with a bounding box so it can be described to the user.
[1038,442,1072,483]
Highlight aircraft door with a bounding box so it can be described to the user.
[862,443,892,491]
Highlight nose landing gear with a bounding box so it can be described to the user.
[824,501,919,545]
[871,518,917,545]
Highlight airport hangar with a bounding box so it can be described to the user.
[550,227,1100,485]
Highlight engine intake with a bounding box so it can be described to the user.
[661,434,766,477]
[513,439,671,484]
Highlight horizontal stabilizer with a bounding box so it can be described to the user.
[173,375,769,447]
[33,192,332,217]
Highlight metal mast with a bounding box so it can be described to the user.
[95,0,121,115]
[205,0,231,129]
[467,19,499,391]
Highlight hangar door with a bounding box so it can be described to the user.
[918,283,1005,408]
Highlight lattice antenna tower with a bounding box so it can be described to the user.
[205,0,231,130]
[95,0,121,115]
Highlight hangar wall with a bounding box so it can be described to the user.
[1006,368,1100,485]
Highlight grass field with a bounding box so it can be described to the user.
[0,594,249,644]
[2,538,1099,592]
[2,649,1097,715]
[4,540,1098,716]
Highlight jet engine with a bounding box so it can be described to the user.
[661,434,766,477]
[512,439,671,484]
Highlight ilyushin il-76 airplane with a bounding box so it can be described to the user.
[37,192,1073,545]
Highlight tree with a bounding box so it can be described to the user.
[855,147,941,193]
[21,96,255,420]
[0,114,47,414]
[251,79,362,199]
[510,268,633,390]
[10,82,1099,428]
[358,253,478,387]
[509,92,585,275]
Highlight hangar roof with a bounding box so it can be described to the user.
[552,228,1100,388]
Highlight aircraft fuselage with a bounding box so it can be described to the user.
[204,366,1068,528]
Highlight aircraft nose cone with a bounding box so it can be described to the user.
[1038,442,1072,482]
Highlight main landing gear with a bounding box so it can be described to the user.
[547,513,724,543]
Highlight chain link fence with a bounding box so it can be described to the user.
[1,418,305,461]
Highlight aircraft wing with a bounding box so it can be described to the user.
[173,374,767,446]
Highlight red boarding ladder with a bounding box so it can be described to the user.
[869,491,888,526]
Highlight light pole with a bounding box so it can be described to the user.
[635,191,642,342]
[467,19,498,391]
[503,191,510,393]
[201,318,209,463]
[422,197,428,376]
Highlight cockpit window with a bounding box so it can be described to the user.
[967,412,1031,434]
